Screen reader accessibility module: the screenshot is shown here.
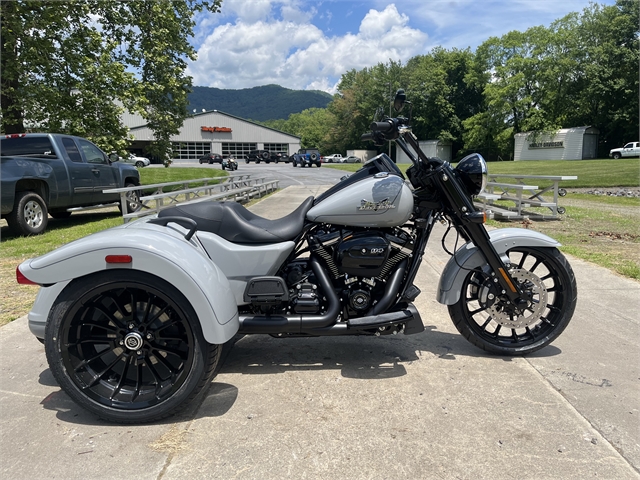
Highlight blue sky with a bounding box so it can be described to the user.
[187,0,616,93]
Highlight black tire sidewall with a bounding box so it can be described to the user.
[7,191,48,236]
[45,270,218,423]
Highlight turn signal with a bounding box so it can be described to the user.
[464,211,486,224]
[16,266,38,285]
[105,255,132,264]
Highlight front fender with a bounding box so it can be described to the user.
[437,228,560,305]
[21,222,238,344]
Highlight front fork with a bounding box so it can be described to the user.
[398,134,521,299]
[435,169,524,305]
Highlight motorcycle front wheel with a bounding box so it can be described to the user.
[45,270,221,423]
[449,247,577,355]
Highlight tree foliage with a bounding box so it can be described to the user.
[275,0,638,160]
[1,0,221,157]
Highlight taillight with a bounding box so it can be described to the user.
[16,265,38,285]
[105,255,132,264]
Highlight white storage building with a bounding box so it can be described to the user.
[123,110,301,164]
[514,127,599,161]
[396,139,452,164]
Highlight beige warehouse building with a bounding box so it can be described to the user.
[123,109,301,164]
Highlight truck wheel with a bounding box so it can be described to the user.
[292,161,297,167]
[118,183,141,214]
[316,162,321,168]
[45,270,221,423]
[612,152,621,159]
[7,191,48,236]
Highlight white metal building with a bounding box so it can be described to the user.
[514,127,599,161]
[124,110,301,164]
[396,139,452,164]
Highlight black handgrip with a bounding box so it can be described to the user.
[148,216,198,241]
[370,120,394,132]
[360,132,374,142]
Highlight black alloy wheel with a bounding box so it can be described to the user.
[45,270,220,423]
[449,247,577,355]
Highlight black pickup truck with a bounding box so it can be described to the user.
[1,133,141,235]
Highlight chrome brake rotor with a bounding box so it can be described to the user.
[483,269,548,329]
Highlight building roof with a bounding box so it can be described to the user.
[125,109,301,140]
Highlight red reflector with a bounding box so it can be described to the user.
[105,255,132,264]
[16,266,38,285]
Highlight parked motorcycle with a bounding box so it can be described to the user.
[222,156,238,171]
[17,90,577,423]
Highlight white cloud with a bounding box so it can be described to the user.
[188,4,428,93]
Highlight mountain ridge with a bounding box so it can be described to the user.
[188,84,333,122]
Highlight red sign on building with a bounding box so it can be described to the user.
[201,126,232,133]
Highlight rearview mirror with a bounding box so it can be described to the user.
[393,89,406,112]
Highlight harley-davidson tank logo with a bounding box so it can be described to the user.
[358,198,396,211]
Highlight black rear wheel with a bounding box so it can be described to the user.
[45,270,220,423]
[449,247,577,355]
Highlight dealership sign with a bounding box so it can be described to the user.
[201,126,232,133]
[528,141,563,149]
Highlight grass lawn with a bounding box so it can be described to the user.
[325,158,640,188]
[1,160,638,326]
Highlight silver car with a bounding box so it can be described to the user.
[342,155,361,163]
[122,153,151,168]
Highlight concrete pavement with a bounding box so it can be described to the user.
[1,186,638,479]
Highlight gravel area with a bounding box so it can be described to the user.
[567,187,640,197]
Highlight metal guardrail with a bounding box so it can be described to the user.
[103,175,279,223]
[475,174,577,220]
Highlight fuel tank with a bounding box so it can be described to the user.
[307,173,413,228]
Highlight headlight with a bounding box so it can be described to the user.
[454,153,487,196]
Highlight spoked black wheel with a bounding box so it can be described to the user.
[45,270,220,423]
[449,247,577,355]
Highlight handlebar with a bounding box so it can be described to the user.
[370,120,395,133]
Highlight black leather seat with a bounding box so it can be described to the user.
[158,196,314,244]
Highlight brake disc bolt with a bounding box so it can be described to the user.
[128,323,135,329]
[119,340,124,345]
[502,290,506,294]
[137,350,142,355]
[146,333,153,340]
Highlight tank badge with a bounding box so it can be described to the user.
[358,198,396,211]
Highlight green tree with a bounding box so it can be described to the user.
[406,47,483,159]
[463,0,639,159]
[1,0,221,158]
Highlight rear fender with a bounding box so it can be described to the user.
[437,228,560,305]
[21,224,238,344]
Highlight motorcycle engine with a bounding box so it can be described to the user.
[310,227,415,318]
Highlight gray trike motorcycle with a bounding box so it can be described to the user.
[18,90,577,423]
